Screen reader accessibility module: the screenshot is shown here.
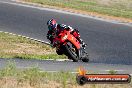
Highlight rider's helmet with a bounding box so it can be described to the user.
[47,19,57,31]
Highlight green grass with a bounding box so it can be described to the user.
[23,0,132,19]
[0,61,132,88]
[0,61,76,88]
[0,32,66,60]
[0,53,66,60]
[108,70,117,74]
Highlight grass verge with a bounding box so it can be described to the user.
[0,61,132,88]
[22,0,132,20]
[0,32,66,60]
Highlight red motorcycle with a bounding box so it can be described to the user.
[53,29,89,62]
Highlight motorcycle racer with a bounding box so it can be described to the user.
[46,19,86,49]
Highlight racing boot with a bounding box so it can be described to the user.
[71,30,87,49]
[78,38,87,49]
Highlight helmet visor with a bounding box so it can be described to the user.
[48,24,56,30]
[48,26,52,31]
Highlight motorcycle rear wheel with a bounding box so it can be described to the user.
[82,57,89,62]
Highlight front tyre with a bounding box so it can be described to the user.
[64,42,79,62]
[56,49,63,55]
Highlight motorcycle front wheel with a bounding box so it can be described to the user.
[64,42,79,62]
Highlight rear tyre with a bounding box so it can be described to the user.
[64,42,79,62]
[82,57,89,62]
[81,50,89,62]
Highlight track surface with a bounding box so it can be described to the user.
[0,58,132,74]
[0,0,132,73]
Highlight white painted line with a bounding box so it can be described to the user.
[30,38,34,40]
[26,37,30,39]
[12,33,17,36]
[56,59,70,61]
[40,71,58,73]
[18,35,22,37]
[104,70,125,72]
[14,66,132,74]
[34,39,38,41]
[22,36,26,38]
[4,32,9,34]
[9,33,13,35]
[28,69,132,75]
[37,40,42,42]
[0,31,47,45]
[0,0,131,27]
[40,70,132,74]
[41,41,45,43]
[0,31,51,46]
[39,70,78,73]
[31,59,70,61]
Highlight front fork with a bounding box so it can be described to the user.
[78,48,88,60]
